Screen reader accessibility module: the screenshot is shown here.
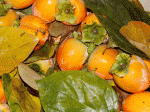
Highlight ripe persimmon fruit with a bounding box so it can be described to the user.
[4,0,35,9]
[80,13,107,45]
[55,0,87,25]
[87,44,118,79]
[32,0,57,23]
[56,38,88,71]
[0,79,7,103]
[0,9,17,26]
[123,91,150,112]
[113,55,150,93]
[19,15,49,50]
[19,15,49,33]
[80,13,100,31]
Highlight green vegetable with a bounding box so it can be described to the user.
[83,0,150,60]
[36,70,118,112]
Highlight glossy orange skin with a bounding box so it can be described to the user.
[19,25,49,51]
[20,15,49,32]
[123,91,150,112]
[32,0,57,23]
[59,0,87,25]
[80,13,100,31]
[19,15,49,50]
[113,55,150,93]
[87,44,118,79]
[4,0,35,9]
[56,38,88,71]
[0,79,7,103]
[0,9,17,26]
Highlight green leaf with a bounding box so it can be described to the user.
[36,70,118,112]
[0,26,39,76]
[2,73,23,112]
[20,6,32,15]
[83,0,150,60]
[0,3,13,16]
[18,63,43,91]
[24,41,54,63]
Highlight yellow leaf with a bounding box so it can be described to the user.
[11,78,41,112]
[0,26,39,75]
[120,21,150,58]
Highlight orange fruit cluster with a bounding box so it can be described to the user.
[19,15,49,50]
[0,9,17,26]
[123,91,150,112]
[56,38,88,71]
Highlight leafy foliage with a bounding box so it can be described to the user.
[24,41,54,63]
[83,0,150,60]
[2,73,41,112]
[120,21,150,58]
[36,70,118,112]
[2,73,22,112]
[0,26,39,75]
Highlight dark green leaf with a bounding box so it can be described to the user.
[14,5,32,15]
[83,0,150,60]
[45,67,54,77]
[36,70,118,112]
[24,41,55,63]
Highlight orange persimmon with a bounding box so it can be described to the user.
[19,15,49,33]
[113,55,150,93]
[0,79,7,103]
[123,91,150,112]
[4,0,35,9]
[56,38,88,71]
[80,13,100,31]
[55,0,87,25]
[80,13,107,45]
[32,0,57,23]
[87,44,118,79]
[19,15,49,50]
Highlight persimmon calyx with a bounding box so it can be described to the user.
[55,0,77,24]
[0,3,12,16]
[81,22,107,45]
[109,52,131,77]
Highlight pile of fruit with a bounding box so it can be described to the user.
[0,0,150,111]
